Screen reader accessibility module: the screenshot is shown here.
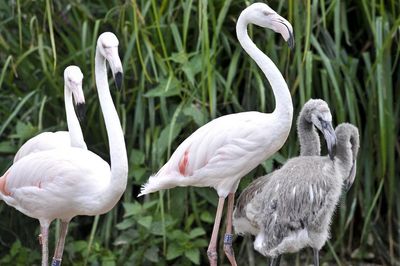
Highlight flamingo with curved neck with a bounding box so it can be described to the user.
[139,3,294,265]
[13,66,87,164]
[0,32,127,266]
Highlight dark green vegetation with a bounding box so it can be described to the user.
[0,0,399,265]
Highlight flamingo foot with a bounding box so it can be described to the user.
[207,248,218,266]
[51,258,62,266]
[223,233,237,266]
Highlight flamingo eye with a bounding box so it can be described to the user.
[263,10,273,16]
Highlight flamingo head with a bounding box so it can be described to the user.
[64,65,85,121]
[244,3,294,49]
[306,99,337,160]
[97,32,123,89]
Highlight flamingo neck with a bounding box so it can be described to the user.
[236,14,293,121]
[297,115,320,156]
[335,133,353,175]
[64,87,87,149]
[95,49,128,201]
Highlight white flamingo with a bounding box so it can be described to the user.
[0,32,127,266]
[139,3,294,265]
[12,65,86,265]
[13,65,87,164]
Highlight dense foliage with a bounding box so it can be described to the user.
[0,0,399,265]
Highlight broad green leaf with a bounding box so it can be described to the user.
[185,249,200,264]
[189,228,206,239]
[137,216,153,229]
[166,243,183,260]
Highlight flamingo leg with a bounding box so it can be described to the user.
[269,255,281,266]
[52,220,69,266]
[39,222,49,266]
[223,193,237,266]
[207,197,225,266]
[313,248,319,266]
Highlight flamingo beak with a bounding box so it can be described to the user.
[343,160,357,192]
[71,84,86,122]
[321,120,336,160]
[106,47,123,90]
[75,103,86,122]
[115,72,123,90]
[271,14,294,49]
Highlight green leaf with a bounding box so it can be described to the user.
[192,239,208,247]
[200,211,214,223]
[72,240,87,252]
[10,121,36,140]
[183,104,206,127]
[166,243,183,260]
[189,228,206,239]
[123,202,142,217]
[0,141,15,153]
[156,122,183,158]
[129,149,145,165]
[144,75,181,98]
[185,249,200,264]
[137,216,153,229]
[144,246,160,263]
[115,218,136,230]
[131,166,146,182]
[170,51,188,64]
[182,54,202,85]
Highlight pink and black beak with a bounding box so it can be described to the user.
[271,14,294,49]
[72,89,86,122]
[105,47,124,90]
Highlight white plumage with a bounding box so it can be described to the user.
[141,112,290,198]
[139,3,294,266]
[13,66,87,163]
[0,32,127,266]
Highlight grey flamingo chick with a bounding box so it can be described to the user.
[232,98,336,263]
[233,123,359,265]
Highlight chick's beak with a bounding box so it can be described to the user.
[321,120,337,160]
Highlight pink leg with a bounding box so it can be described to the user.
[207,197,225,266]
[223,193,237,266]
[52,220,69,266]
[39,222,49,266]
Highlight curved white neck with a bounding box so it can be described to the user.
[64,88,87,149]
[95,49,128,202]
[236,14,293,120]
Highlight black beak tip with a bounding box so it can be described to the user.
[76,103,86,122]
[287,33,294,50]
[115,72,123,90]
[344,180,352,192]
[328,144,336,160]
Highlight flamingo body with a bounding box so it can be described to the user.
[13,132,71,162]
[141,111,290,198]
[140,3,295,265]
[1,148,111,220]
